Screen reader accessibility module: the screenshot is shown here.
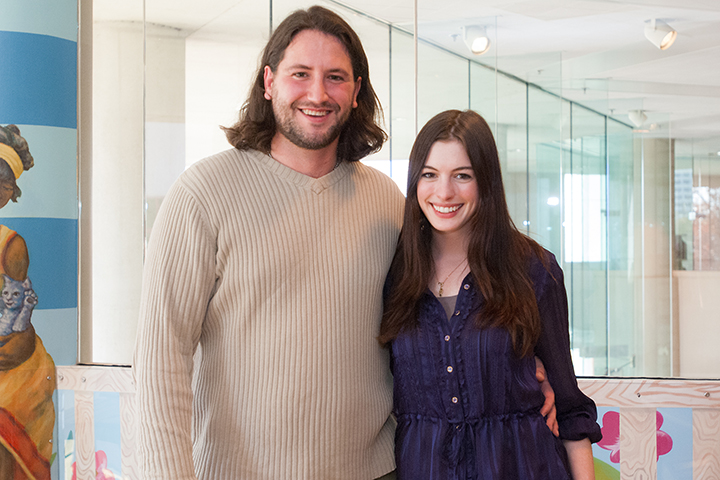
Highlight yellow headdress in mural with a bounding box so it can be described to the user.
[0,143,24,180]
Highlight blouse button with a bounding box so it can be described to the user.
[447,366,453,373]
[463,284,470,290]
[451,396,458,404]
[444,335,450,342]
[454,310,460,316]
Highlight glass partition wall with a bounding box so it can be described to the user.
[88,0,707,379]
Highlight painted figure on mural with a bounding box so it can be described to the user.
[0,124,55,480]
[0,275,38,339]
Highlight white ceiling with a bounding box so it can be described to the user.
[97,0,720,155]
[362,0,720,152]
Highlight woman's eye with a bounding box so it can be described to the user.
[420,172,435,178]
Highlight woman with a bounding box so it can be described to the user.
[379,110,601,479]
[0,124,54,480]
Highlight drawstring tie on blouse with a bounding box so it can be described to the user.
[442,421,477,477]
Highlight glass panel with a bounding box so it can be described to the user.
[691,146,720,270]
[416,41,469,128]
[635,119,672,377]
[469,62,497,134]
[90,0,145,364]
[674,136,720,377]
[607,118,635,375]
[566,103,607,375]
[674,140,693,271]
[528,86,562,255]
[356,19,392,176]
[496,75,528,229]
[388,27,414,193]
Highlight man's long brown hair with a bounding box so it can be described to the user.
[223,6,386,162]
[378,110,546,358]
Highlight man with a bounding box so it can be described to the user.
[135,6,402,479]
[134,6,555,479]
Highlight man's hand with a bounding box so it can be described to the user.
[535,357,559,437]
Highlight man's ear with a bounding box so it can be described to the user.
[352,76,362,108]
[263,66,273,100]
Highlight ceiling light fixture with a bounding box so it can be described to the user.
[628,110,648,127]
[644,19,677,50]
[463,26,491,55]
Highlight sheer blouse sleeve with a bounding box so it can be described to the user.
[532,251,602,443]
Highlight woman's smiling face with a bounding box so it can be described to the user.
[416,139,479,240]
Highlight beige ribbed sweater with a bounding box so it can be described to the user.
[134,148,404,480]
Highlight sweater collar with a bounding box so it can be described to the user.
[251,149,352,195]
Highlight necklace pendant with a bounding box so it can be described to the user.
[436,258,467,298]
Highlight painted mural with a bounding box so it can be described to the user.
[591,406,694,479]
[0,125,55,480]
[1,2,81,477]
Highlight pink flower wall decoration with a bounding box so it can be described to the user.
[655,411,673,459]
[71,450,116,480]
[596,410,674,463]
[597,411,621,463]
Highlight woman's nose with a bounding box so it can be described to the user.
[436,177,455,199]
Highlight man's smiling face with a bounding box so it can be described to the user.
[263,29,362,152]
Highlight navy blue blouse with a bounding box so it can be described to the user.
[390,252,601,479]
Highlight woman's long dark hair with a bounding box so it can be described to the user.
[379,110,545,357]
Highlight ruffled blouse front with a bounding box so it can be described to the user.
[390,252,601,479]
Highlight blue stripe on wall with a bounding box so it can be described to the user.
[0,31,77,128]
[0,217,77,309]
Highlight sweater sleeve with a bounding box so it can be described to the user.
[533,253,602,443]
[133,178,218,479]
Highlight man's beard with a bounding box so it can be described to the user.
[273,101,352,150]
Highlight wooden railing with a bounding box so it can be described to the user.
[56,366,720,480]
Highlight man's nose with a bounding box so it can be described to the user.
[306,77,329,103]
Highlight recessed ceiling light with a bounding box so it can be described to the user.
[463,26,490,55]
[645,19,677,50]
[628,110,647,127]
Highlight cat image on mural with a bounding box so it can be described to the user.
[0,274,37,339]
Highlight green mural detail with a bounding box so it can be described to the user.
[594,457,620,480]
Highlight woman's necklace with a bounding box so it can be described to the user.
[436,258,467,297]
